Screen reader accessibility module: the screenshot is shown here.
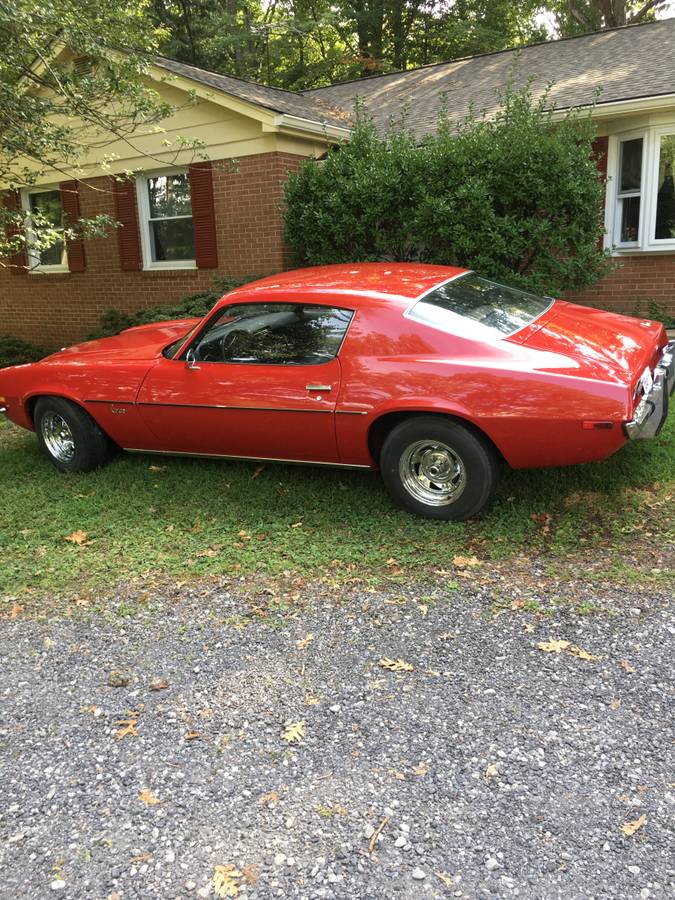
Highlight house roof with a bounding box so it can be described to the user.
[154,56,352,130]
[303,19,675,139]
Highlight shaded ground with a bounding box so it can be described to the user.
[1,569,673,899]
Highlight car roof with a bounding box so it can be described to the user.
[222,263,468,310]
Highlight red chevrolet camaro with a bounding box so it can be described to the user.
[1,263,673,519]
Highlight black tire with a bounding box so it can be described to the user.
[34,397,114,473]
[379,416,498,520]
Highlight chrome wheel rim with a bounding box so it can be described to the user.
[41,413,76,463]
[399,439,466,507]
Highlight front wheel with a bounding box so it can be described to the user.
[379,416,498,520]
[34,397,114,473]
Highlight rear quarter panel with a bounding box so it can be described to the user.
[335,305,630,468]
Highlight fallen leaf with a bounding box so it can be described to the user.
[568,645,602,662]
[213,864,243,898]
[522,622,536,633]
[511,599,525,610]
[378,657,414,673]
[259,790,279,808]
[620,660,636,673]
[537,640,571,654]
[65,530,89,546]
[290,521,303,529]
[296,633,315,650]
[452,555,481,567]
[241,865,258,885]
[107,670,130,688]
[282,720,305,744]
[196,547,219,558]
[485,763,499,780]
[184,730,201,741]
[620,814,647,837]
[304,694,320,706]
[610,698,622,710]
[9,602,23,619]
[114,712,139,740]
[412,761,428,776]
[149,679,169,692]
[436,872,454,888]
[148,465,166,472]
[250,465,264,480]
[138,788,160,806]
[438,632,456,641]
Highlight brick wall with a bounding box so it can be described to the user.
[0,152,304,347]
[567,253,675,316]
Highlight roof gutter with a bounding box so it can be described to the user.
[552,92,675,120]
[263,114,351,141]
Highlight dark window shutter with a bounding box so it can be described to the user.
[591,136,609,251]
[2,190,27,274]
[189,161,218,268]
[59,181,86,272]
[113,177,142,271]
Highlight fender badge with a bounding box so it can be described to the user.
[111,406,127,415]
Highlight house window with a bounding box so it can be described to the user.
[21,188,68,271]
[137,170,195,269]
[610,127,675,252]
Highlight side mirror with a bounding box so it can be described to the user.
[185,348,200,371]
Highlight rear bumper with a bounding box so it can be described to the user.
[625,341,675,439]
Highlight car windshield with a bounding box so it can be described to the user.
[409,273,553,337]
[163,324,200,359]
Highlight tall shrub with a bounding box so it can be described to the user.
[283,87,611,296]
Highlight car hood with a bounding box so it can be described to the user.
[41,318,201,364]
[514,301,665,384]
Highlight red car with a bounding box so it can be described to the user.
[1,264,673,520]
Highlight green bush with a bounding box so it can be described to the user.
[284,86,612,297]
[85,275,257,340]
[630,299,675,329]
[0,335,47,368]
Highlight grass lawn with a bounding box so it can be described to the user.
[0,414,673,599]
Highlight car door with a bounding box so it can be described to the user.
[136,300,354,463]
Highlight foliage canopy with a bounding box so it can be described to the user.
[284,86,611,296]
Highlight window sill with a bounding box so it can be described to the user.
[610,246,675,257]
[142,262,197,272]
[28,266,70,275]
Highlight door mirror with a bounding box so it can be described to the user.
[185,348,200,370]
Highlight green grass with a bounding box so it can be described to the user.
[0,415,673,598]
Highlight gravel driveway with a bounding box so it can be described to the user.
[0,570,673,899]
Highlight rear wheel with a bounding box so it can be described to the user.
[34,397,114,473]
[379,416,498,520]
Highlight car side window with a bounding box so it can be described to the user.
[193,303,354,365]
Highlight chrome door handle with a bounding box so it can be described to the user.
[306,384,332,391]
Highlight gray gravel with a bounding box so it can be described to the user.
[0,574,673,899]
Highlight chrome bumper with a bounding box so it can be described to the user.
[625,340,675,439]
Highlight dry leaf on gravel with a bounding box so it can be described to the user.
[8,602,23,619]
[538,640,601,661]
[138,788,160,806]
[412,761,429,776]
[436,872,454,888]
[610,698,622,710]
[304,694,320,706]
[114,712,139,740]
[282,721,305,744]
[537,640,571,654]
[149,679,169,691]
[452,555,481,567]
[184,730,201,741]
[296,633,315,649]
[620,814,647,837]
[378,657,414,673]
[522,622,536,633]
[620,660,637,673]
[485,763,499,780]
[213,864,243,898]
[259,790,279,808]
[64,530,89,546]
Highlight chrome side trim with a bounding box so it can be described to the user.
[124,448,372,469]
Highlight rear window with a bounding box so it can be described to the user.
[409,273,553,337]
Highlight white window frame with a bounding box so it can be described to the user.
[136,168,196,271]
[606,124,675,254]
[20,186,69,274]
